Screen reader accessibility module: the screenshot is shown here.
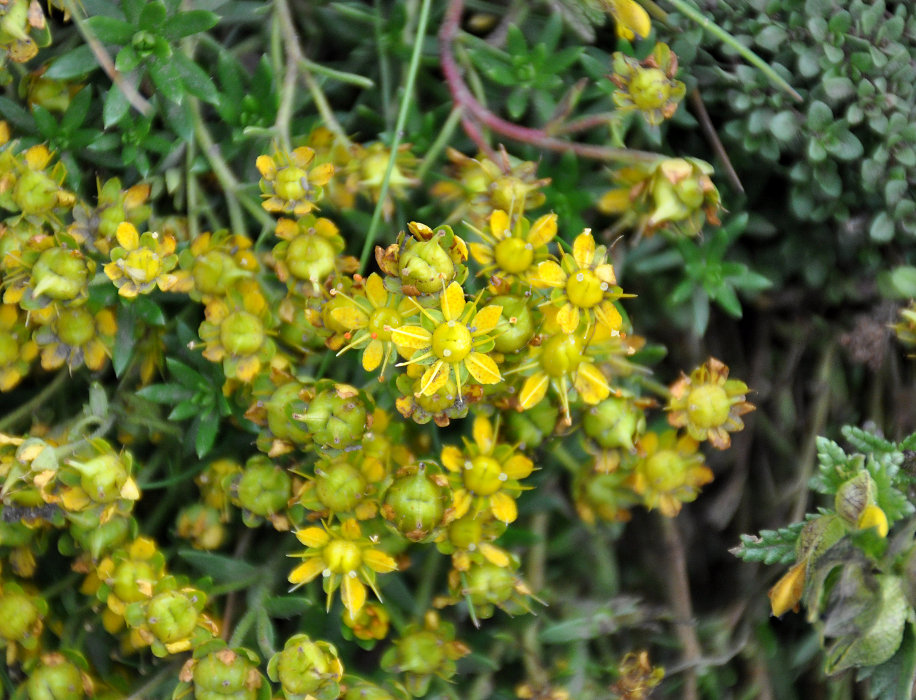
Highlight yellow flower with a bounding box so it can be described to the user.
[181,230,259,302]
[391,281,503,397]
[104,223,183,298]
[630,431,712,517]
[256,145,334,216]
[601,0,652,41]
[198,279,277,383]
[288,518,398,617]
[331,272,418,379]
[666,357,755,449]
[271,215,356,295]
[467,209,557,285]
[441,414,534,524]
[531,230,628,336]
[33,305,116,372]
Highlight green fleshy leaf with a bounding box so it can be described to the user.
[45,45,99,79]
[730,523,805,565]
[160,10,219,40]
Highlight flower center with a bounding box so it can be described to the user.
[368,307,401,341]
[565,269,605,309]
[57,308,95,347]
[431,321,472,362]
[323,540,362,573]
[540,333,584,378]
[121,248,160,285]
[630,68,671,110]
[220,311,265,356]
[464,456,504,496]
[287,235,336,282]
[493,237,534,274]
[642,450,688,493]
[274,166,309,200]
[685,384,731,429]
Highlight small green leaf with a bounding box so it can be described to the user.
[168,400,199,421]
[165,358,203,388]
[85,15,137,44]
[807,100,833,130]
[60,87,92,132]
[263,596,312,619]
[160,10,219,40]
[730,523,805,565]
[877,266,916,298]
[255,607,276,657]
[870,212,895,243]
[88,383,108,418]
[138,0,168,30]
[103,85,131,127]
[173,53,219,104]
[136,383,192,403]
[0,97,35,132]
[178,549,259,583]
[114,45,141,73]
[149,59,184,103]
[133,295,166,326]
[195,411,220,458]
[31,105,58,139]
[46,45,99,79]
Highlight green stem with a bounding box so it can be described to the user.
[358,0,434,270]
[0,370,69,432]
[301,56,375,89]
[662,0,803,102]
[416,106,463,182]
[412,548,441,619]
[125,662,183,700]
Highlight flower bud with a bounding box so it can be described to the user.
[235,456,292,517]
[193,648,262,700]
[30,247,91,301]
[383,464,449,542]
[25,656,87,700]
[583,397,646,451]
[835,472,874,526]
[489,294,535,354]
[266,634,343,700]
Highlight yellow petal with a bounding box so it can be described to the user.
[502,454,534,480]
[115,222,139,251]
[556,304,579,334]
[479,543,510,568]
[341,575,366,616]
[441,282,466,322]
[527,212,558,248]
[469,242,494,265]
[575,362,611,404]
[363,548,398,573]
[391,325,432,349]
[484,209,506,238]
[296,527,330,548]
[288,557,326,585]
[610,0,651,40]
[472,415,494,454]
[595,301,623,334]
[519,373,549,410]
[490,492,518,523]
[597,188,631,214]
[768,561,805,617]
[419,361,449,396]
[310,162,335,187]
[119,477,140,501]
[595,264,617,285]
[235,355,260,383]
[452,489,472,519]
[465,352,501,385]
[532,260,565,288]
[330,305,368,330]
[441,445,465,472]
[365,273,387,307]
[256,154,276,179]
[572,229,595,269]
[472,305,502,335]
[362,339,383,372]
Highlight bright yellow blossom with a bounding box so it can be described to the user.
[104,223,183,298]
[288,518,398,617]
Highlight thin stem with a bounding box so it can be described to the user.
[125,661,184,700]
[662,0,803,102]
[659,514,701,700]
[62,0,154,117]
[688,89,744,194]
[0,370,69,432]
[358,0,434,270]
[416,106,463,182]
[300,56,375,89]
[412,548,441,619]
[440,0,663,165]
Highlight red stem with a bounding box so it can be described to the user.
[439,0,662,164]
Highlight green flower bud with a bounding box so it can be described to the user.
[464,561,515,610]
[383,465,448,542]
[220,310,265,357]
[236,457,292,517]
[301,389,367,448]
[30,247,90,301]
[55,307,95,347]
[490,295,535,354]
[505,400,558,449]
[285,234,336,283]
[265,382,312,445]
[314,458,366,513]
[583,397,646,451]
[14,170,59,215]
[147,590,202,644]
[71,453,130,503]
[113,559,157,603]
[266,634,343,700]
[193,648,262,700]
[835,472,874,526]
[24,656,86,700]
[399,237,455,294]
[70,515,131,560]
[176,504,226,550]
[0,588,41,643]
